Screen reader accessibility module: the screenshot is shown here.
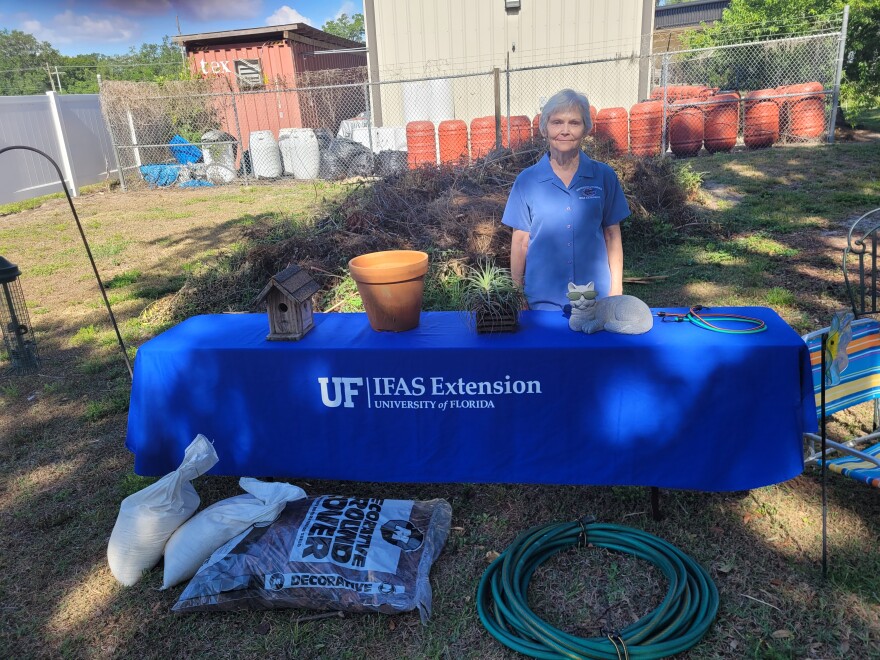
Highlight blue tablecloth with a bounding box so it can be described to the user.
[126,308,816,490]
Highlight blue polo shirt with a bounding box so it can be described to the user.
[502,151,630,310]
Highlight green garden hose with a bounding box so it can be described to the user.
[477,520,719,659]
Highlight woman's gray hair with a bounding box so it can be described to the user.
[538,89,592,137]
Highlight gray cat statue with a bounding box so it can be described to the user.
[567,282,653,335]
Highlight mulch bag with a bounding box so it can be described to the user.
[173,496,452,623]
[162,477,307,589]
[107,434,218,586]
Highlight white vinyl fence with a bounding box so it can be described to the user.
[0,92,117,205]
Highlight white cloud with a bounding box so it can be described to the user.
[266,5,314,27]
[22,10,137,46]
[172,0,261,22]
[334,2,356,20]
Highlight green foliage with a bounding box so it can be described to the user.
[321,13,366,42]
[0,31,187,95]
[0,29,60,95]
[460,261,525,327]
[681,0,880,111]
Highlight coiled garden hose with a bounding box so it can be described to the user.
[477,520,719,659]
[656,306,767,334]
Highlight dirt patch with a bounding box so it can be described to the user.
[701,182,746,210]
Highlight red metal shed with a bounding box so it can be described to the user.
[173,23,367,148]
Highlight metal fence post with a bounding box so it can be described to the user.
[98,74,126,191]
[828,5,850,144]
[661,53,669,155]
[505,54,511,148]
[493,67,501,150]
[363,82,373,154]
[229,91,249,185]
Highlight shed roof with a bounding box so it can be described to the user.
[655,0,730,30]
[254,264,320,306]
[172,23,364,50]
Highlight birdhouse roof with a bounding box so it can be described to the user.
[254,264,320,306]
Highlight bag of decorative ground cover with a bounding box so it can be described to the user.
[108,434,218,586]
[162,477,307,589]
[173,496,452,622]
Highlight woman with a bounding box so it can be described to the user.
[502,89,630,311]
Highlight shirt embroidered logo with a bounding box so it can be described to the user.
[577,185,602,200]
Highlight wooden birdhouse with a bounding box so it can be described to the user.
[253,264,320,341]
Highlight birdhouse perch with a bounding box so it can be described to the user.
[253,264,320,341]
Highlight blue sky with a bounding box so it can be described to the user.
[0,0,361,55]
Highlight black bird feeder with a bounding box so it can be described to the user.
[0,256,39,373]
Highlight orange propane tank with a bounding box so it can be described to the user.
[470,116,496,159]
[629,100,663,157]
[788,82,825,140]
[744,89,780,149]
[594,107,628,154]
[406,121,436,168]
[669,98,704,158]
[438,119,468,164]
[508,115,531,147]
[704,93,740,154]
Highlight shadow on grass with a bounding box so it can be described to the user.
[2,145,880,657]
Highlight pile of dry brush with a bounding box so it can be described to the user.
[149,137,704,323]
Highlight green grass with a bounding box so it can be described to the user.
[849,107,880,132]
[0,182,109,216]
[1,146,879,659]
[70,324,100,346]
[105,270,142,288]
[91,234,131,258]
[82,390,129,422]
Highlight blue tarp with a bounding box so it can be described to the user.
[179,180,213,188]
[139,164,179,187]
[169,135,202,165]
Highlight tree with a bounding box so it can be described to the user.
[0,29,61,95]
[321,13,365,43]
[680,0,880,112]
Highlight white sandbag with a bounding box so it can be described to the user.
[107,435,218,586]
[161,478,306,589]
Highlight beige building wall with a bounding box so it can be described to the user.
[364,0,654,128]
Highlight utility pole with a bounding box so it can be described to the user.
[45,62,56,92]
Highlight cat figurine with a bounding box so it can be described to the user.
[567,282,653,335]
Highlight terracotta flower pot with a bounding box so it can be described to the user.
[349,250,429,331]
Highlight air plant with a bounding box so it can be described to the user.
[461,261,525,333]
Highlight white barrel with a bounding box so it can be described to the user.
[278,128,297,175]
[428,78,454,124]
[249,130,282,178]
[279,128,320,179]
[201,130,236,183]
[402,80,431,124]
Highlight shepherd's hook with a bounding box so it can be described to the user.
[0,146,133,379]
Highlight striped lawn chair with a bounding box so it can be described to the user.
[803,317,880,486]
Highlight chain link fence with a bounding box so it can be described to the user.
[98,15,847,191]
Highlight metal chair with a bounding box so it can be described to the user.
[803,318,880,484]
[843,208,880,318]
[803,316,880,575]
